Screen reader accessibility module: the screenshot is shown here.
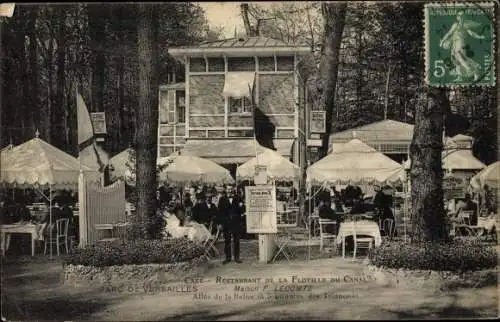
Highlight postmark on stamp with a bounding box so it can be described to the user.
[425,2,496,87]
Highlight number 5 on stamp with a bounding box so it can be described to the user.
[424,2,496,87]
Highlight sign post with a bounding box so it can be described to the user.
[245,165,277,263]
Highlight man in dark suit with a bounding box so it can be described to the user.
[216,186,245,264]
[192,192,218,228]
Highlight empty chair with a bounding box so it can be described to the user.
[44,218,69,256]
[318,218,337,252]
[342,220,373,259]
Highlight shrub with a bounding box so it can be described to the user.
[368,239,497,272]
[63,238,206,267]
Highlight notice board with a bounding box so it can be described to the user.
[245,185,277,234]
[310,110,326,133]
[90,112,107,134]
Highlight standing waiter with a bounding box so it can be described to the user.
[216,185,245,264]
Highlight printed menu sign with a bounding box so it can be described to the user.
[90,112,107,134]
[245,185,277,234]
[310,111,326,134]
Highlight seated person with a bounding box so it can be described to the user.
[350,198,365,215]
[318,200,340,234]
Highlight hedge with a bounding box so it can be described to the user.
[63,238,206,267]
[368,239,497,272]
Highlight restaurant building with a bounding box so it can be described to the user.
[328,119,414,163]
[158,37,311,177]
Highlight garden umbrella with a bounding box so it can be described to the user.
[0,136,100,257]
[236,147,299,182]
[306,139,405,186]
[470,161,499,190]
[158,155,234,185]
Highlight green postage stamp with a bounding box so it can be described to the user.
[425,2,496,87]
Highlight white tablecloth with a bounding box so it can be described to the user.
[1,223,44,255]
[336,220,382,247]
[477,216,497,232]
[164,215,211,242]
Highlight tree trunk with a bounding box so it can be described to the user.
[240,3,257,37]
[88,5,106,112]
[384,65,393,120]
[45,37,54,143]
[56,6,67,149]
[135,4,159,239]
[27,7,38,135]
[319,3,347,157]
[409,87,449,242]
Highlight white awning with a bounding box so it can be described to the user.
[222,72,255,98]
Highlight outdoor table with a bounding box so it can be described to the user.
[336,220,382,247]
[1,222,44,256]
[477,216,497,232]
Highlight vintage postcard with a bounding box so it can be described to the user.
[1,1,498,321]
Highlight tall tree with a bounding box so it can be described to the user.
[318,2,347,157]
[88,4,107,113]
[135,3,159,239]
[410,87,449,242]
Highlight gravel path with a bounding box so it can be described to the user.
[2,252,497,321]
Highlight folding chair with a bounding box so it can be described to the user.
[272,208,299,263]
[342,220,373,259]
[271,230,295,262]
[318,218,337,252]
[203,226,221,258]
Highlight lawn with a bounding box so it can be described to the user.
[2,239,498,320]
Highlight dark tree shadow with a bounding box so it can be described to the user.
[382,293,496,319]
[254,107,276,151]
[2,258,117,321]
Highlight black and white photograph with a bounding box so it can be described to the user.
[0,1,498,320]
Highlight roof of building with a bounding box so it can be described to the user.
[329,119,415,143]
[197,37,296,48]
[169,37,310,57]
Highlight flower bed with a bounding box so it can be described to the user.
[366,239,497,292]
[62,238,214,287]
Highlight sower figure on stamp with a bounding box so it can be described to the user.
[216,185,245,264]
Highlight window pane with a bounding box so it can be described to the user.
[189,58,206,72]
[228,129,254,137]
[168,111,175,124]
[207,57,225,72]
[189,130,206,138]
[228,57,255,71]
[207,130,225,138]
[176,91,186,123]
[159,137,174,145]
[176,125,185,136]
[242,97,253,113]
[159,125,174,136]
[229,97,242,113]
[258,57,275,71]
[159,91,169,124]
[159,146,174,158]
[276,56,294,71]
[277,129,295,138]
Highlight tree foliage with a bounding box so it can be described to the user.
[247,1,496,165]
[1,3,222,156]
